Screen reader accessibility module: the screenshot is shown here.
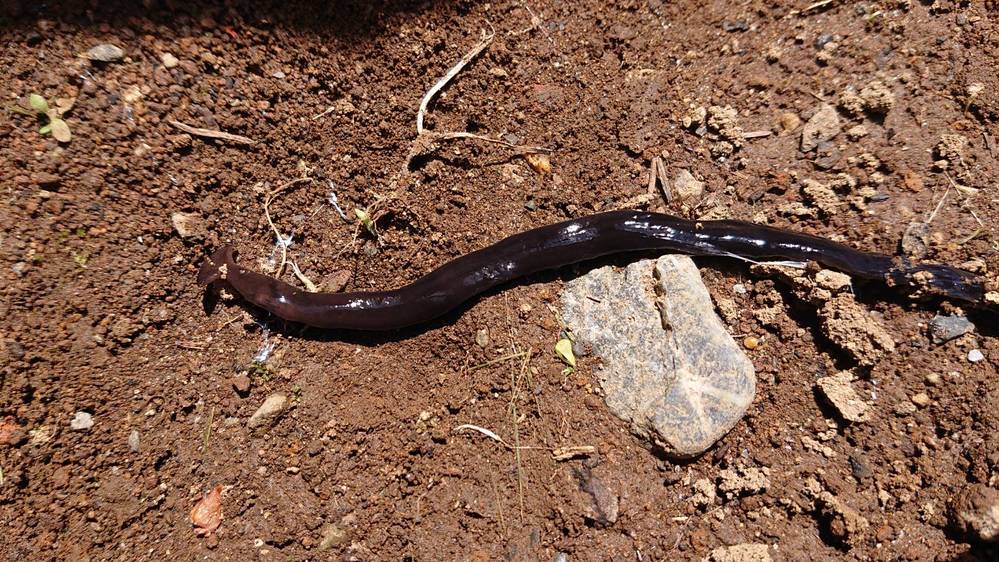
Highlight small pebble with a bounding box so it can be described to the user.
[232,374,252,395]
[816,372,870,423]
[910,393,931,408]
[674,169,705,201]
[968,349,985,363]
[524,153,552,175]
[925,373,942,386]
[895,400,917,416]
[779,112,801,132]
[929,314,974,344]
[318,524,350,550]
[902,222,930,260]
[247,393,288,429]
[83,44,125,62]
[475,328,490,348]
[70,412,94,431]
[814,33,835,50]
[127,430,140,452]
[800,104,841,152]
[322,270,351,293]
[171,212,206,239]
[722,20,749,32]
[846,125,869,141]
[161,52,179,68]
[743,336,760,350]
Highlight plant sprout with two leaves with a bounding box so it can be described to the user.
[11,94,73,142]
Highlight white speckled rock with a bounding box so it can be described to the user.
[562,256,755,458]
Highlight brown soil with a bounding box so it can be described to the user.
[2,1,997,560]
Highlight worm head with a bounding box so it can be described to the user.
[197,245,237,286]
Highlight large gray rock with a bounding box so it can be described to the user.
[562,256,755,457]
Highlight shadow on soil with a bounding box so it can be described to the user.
[1,0,476,41]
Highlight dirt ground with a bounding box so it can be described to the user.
[1,0,998,560]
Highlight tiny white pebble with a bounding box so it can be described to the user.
[733,283,747,295]
[128,430,140,452]
[968,349,985,363]
[160,52,179,68]
[70,412,94,431]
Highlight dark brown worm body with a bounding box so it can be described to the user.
[198,210,986,330]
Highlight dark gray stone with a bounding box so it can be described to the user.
[929,314,974,344]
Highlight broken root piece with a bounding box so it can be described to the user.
[169,120,256,145]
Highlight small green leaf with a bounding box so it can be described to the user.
[354,208,378,238]
[39,124,52,135]
[29,94,49,114]
[50,118,71,142]
[554,338,576,368]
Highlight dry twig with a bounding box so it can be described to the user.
[412,27,549,161]
[454,424,511,447]
[169,120,256,145]
[650,155,673,204]
[926,188,949,224]
[467,351,529,372]
[509,347,532,520]
[417,29,495,135]
[290,261,318,292]
[943,171,980,197]
[264,177,313,277]
[795,0,836,16]
[551,445,597,462]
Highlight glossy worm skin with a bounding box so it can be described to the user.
[198,210,985,330]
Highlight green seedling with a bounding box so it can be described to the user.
[15,94,73,142]
[554,338,576,375]
[354,208,379,239]
[248,361,273,381]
